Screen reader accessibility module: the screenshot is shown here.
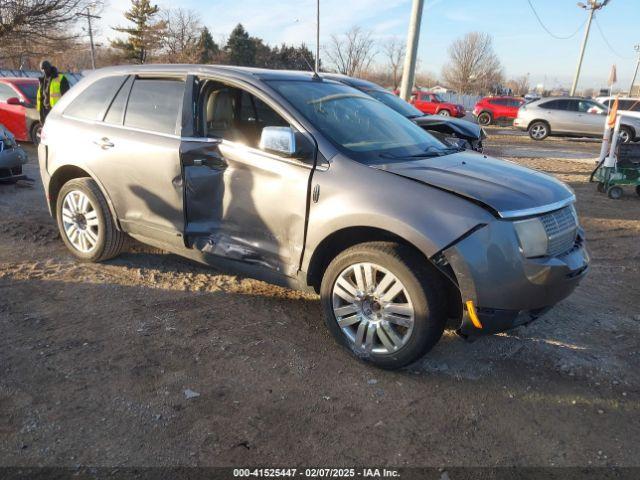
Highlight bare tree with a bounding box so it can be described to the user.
[325,26,376,77]
[382,37,405,89]
[506,75,529,96]
[0,0,101,65]
[161,8,201,62]
[442,32,503,95]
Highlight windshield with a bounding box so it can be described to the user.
[268,80,450,164]
[16,83,37,105]
[364,88,423,118]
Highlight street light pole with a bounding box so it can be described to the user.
[629,44,640,96]
[399,0,424,101]
[570,0,610,97]
[77,8,101,69]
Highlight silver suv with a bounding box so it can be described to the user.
[515,96,639,143]
[38,65,589,368]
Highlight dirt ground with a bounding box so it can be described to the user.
[1,131,639,468]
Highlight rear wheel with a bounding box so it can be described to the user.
[320,242,447,369]
[529,121,549,140]
[438,109,451,117]
[477,112,492,126]
[607,185,623,200]
[636,185,640,197]
[56,178,126,262]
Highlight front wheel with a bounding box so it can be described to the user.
[56,177,126,262]
[438,109,451,117]
[619,127,633,144]
[607,185,623,200]
[320,242,447,369]
[529,121,549,140]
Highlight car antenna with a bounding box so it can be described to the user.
[311,0,322,81]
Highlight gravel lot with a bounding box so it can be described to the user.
[1,131,639,468]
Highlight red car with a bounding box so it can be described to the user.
[409,91,466,118]
[0,78,41,143]
[473,96,525,126]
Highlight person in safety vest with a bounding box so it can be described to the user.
[37,60,70,123]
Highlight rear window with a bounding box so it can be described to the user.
[64,75,127,121]
[540,99,569,111]
[124,78,184,134]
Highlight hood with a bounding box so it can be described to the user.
[414,115,482,141]
[375,150,574,218]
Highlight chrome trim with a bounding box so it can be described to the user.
[499,195,576,219]
[62,114,182,140]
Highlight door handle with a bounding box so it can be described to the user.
[93,137,114,149]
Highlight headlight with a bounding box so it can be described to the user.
[513,217,548,258]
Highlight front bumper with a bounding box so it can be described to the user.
[443,220,589,337]
[0,147,28,180]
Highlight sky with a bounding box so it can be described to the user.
[94,0,639,90]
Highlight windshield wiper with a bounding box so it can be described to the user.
[379,145,463,160]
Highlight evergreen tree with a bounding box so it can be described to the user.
[111,0,167,64]
[196,27,220,64]
[224,24,256,66]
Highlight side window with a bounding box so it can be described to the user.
[0,83,17,102]
[64,76,126,121]
[200,80,290,150]
[124,78,185,134]
[577,100,604,114]
[104,77,133,125]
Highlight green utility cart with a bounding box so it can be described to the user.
[593,143,640,200]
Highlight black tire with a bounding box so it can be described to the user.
[30,122,42,145]
[607,185,623,200]
[56,177,126,262]
[597,182,606,193]
[320,241,447,369]
[636,185,640,197]
[477,112,492,126]
[529,121,549,140]
[438,109,451,117]
[619,126,633,144]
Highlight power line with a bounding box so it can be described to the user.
[526,0,586,40]
[594,17,633,59]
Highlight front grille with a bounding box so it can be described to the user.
[540,206,578,257]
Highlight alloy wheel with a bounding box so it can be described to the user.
[438,110,451,116]
[619,129,631,144]
[332,262,415,355]
[61,190,100,253]
[477,113,491,126]
[530,124,547,139]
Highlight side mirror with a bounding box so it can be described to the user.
[260,126,296,156]
[6,97,22,106]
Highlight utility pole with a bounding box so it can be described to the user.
[76,8,101,69]
[315,0,320,73]
[570,0,610,96]
[629,44,640,96]
[399,0,424,101]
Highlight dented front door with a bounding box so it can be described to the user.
[181,139,312,277]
